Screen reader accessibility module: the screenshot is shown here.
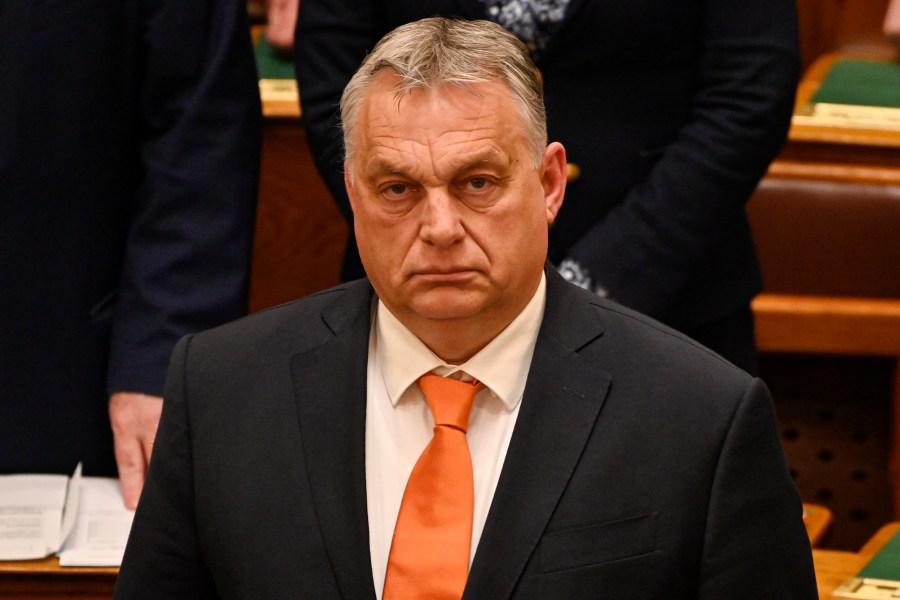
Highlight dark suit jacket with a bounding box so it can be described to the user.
[295,0,799,341]
[115,270,816,599]
[0,0,260,475]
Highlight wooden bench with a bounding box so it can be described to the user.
[748,174,900,514]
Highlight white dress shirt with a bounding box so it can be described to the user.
[365,273,547,598]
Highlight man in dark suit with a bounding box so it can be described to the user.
[0,0,260,507]
[116,18,815,599]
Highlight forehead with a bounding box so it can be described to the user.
[353,72,528,173]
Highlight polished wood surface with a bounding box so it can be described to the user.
[249,117,345,312]
[815,548,869,599]
[259,87,302,120]
[773,53,900,184]
[795,0,895,71]
[805,502,835,547]
[815,522,900,598]
[0,557,116,599]
[3,522,894,599]
[753,295,900,357]
[773,41,900,191]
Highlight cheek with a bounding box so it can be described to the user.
[354,212,416,269]
[478,200,549,262]
[499,223,548,296]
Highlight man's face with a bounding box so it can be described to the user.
[345,71,565,350]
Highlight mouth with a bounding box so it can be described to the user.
[412,268,479,283]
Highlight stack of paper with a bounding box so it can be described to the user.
[0,464,134,567]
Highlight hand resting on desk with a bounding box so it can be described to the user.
[109,392,162,510]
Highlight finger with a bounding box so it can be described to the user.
[118,460,145,510]
[114,436,146,510]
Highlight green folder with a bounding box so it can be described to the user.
[858,529,900,580]
[253,33,299,109]
[834,530,900,599]
[794,58,900,129]
[811,59,900,109]
[254,34,295,81]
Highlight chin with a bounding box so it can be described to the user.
[408,289,489,321]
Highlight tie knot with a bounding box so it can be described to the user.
[417,373,484,432]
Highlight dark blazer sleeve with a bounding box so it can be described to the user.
[293,0,384,224]
[115,335,219,599]
[697,378,816,599]
[568,0,799,317]
[106,0,262,397]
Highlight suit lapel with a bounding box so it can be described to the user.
[465,270,611,600]
[290,282,377,600]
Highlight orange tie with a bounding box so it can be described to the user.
[382,373,485,600]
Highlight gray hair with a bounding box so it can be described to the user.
[340,17,546,170]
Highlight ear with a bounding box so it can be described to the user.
[344,162,358,214]
[540,142,567,225]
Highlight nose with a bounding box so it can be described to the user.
[419,190,465,248]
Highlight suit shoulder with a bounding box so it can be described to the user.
[568,296,765,436]
[545,273,750,385]
[189,280,372,357]
[589,296,752,386]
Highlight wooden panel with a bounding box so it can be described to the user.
[795,0,895,70]
[753,294,900,356]
[804,502,835,546]
[747,176,900,299]
[249,119,346,312]
[0,557,116,599]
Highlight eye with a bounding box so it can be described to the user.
[462,177,495,193]
[456,175,501,209]
[380,182,415,200]
[386,183,407,196]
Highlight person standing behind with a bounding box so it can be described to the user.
[294,0,800,375]
[0,0,262,508]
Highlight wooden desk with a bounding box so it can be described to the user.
[773,53,900,184]
[248,27,345,312]
[815,522,900,599]
[0,557,116,599]
[815,549,869,599]
[758,51,900,518]
[252,25,301,119]
[805,502,835,547]
[2,523,895,598]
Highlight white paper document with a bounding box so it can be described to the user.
[0,472,69,560]
[0,464,134,566]
[58,476,134,566]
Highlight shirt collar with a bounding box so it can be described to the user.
[375,272,546,411]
